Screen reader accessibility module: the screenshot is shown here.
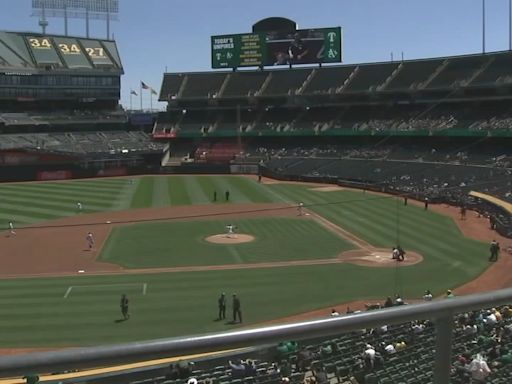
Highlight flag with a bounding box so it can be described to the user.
[130,90,138,96]
[141,81,150,90]
[150,87,158,95]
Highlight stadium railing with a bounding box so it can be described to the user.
[1,288,512,383]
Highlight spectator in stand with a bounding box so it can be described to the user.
[363,344,376,369]
[469,354,491,383]
[229,359,247,379]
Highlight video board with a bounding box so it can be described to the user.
[211,27,342,69]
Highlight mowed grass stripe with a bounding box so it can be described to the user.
[167,177,192,205]
[182,176,211,204]
[130,177,154,209]
[210,176,252,203]
[196,176,221,203]
[0,194,110,212]
[221,177,276,203]
[152,177,171,207]
[0,181,124,195]
[0,185,121,202]
[0,189,115,208]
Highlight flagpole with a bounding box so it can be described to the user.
[150,89,153,112]
[140,83,143,111]
[130,92,133,111]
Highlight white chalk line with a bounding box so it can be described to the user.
[63,283,147,298]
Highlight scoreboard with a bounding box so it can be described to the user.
[211,27,342,69]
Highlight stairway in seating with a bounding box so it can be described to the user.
[337,66,359,93]
[378,62,403,91]
[256,72,273,96]
[177,75,189,98]
[464,57,495,86]
[297,69,317,95]
[217,73,231,97]
[418,60,449,89]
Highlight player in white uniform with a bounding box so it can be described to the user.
[86,232,94,249]
[225,224,236,239]
[297,202,304,216]
[8,221,15,236]
[77,202,83,212]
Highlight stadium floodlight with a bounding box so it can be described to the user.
[31,0,119,39]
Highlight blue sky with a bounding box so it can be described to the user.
[0,0,511,109]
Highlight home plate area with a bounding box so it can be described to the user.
[339,249,423,267]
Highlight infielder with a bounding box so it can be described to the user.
[8,221,15,236]
[297,202,304,216]
[86,232,94,250]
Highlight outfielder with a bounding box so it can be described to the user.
[77,202,83,212]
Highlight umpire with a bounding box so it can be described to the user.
[232,293,242,323]
[489,240,500,262]
[218,292,226,320]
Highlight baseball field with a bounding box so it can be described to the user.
[0,175,497,348]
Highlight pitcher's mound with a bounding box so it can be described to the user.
[339,248,423,267]
[205,234,255,244]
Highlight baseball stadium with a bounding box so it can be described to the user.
[0,1,512,383]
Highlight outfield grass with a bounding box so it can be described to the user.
[0,176,492,347]
[98,218,355,268]
[0,176,277,226]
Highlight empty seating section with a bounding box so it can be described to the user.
[0,131,163,154]
[344,63,399,92]
[303,66,355,94]
[194,141,240,163]
[427,55,489,88]
[161,52,512,101]
[222,72,268,97]
[161,74,187,99]
[471,53,512,86]
[386,59,443,90]
[181,73,227,98]
[263,69,311,95]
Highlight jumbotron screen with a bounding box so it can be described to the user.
[211,27,342,69]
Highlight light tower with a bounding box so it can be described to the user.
[31,0,119,39]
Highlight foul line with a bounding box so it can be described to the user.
[63,283,147,299]
[307,210,374,251]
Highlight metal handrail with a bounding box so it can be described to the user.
[1,287,512,382]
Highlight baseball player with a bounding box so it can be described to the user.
[8,221,15,236]
[77,202,83,212]
[297,202,304,216]
[226,224,236,239]
[86,232,94,250]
